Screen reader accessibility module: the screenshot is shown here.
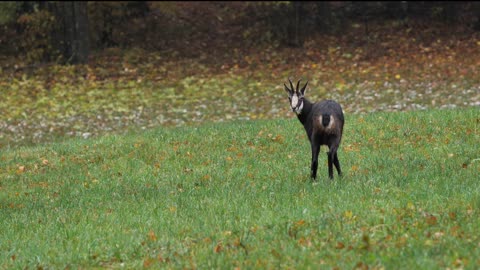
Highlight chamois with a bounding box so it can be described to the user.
[284,79,344,180]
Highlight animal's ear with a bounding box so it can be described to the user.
[300,81,308,96]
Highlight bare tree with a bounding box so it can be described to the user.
[50,2,89,64]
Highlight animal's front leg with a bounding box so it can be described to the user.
[310,141,320,181]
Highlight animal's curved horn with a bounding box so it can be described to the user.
[289,78,294,93]
[300,80,308,95]
[296,80,301,92]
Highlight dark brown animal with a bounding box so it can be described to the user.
[284,79,345,180]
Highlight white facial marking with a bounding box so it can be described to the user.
[295,101,304,114]
[291,94,299,108]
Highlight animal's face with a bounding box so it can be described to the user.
[284,79,308,115]
[288,91,304,114]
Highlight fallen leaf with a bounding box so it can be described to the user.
[214,242,222,253]
[433,231,444,239]
[148,230,157,241]
[295,219,306,226]
[17,166,26,174]
[425,215,437,226]
[143,257,154,268]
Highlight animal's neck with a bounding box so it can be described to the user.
[296,98,313,125]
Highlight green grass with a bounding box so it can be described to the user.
[1,108,479,269]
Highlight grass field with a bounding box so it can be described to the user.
[1,108,479,269]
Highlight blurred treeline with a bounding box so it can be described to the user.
[1,1,479,65]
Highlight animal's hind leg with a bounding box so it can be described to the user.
[333,152,342,176]
[327,145,339,179]
[327,151,334,179]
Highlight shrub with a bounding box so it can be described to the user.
[17,10,58,63]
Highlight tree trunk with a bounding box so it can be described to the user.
[474,2,480,31]
[287,1,305,47]
[386,1,407,20]
[442,1,457,24]
[316,1,332,33]
[53,2,89,64]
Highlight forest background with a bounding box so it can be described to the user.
[0,1,479,147]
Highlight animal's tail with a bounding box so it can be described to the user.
[321,114,331,128]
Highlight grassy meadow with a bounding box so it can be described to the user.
[1,107,479,269]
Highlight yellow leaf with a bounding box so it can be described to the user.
[17,166,26,174]
[295,219,306,226]
[272,134,284,143]
[395,74,401,79]
[203,237,212,244]
[407,202,415,210]
[148,230,157,241]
